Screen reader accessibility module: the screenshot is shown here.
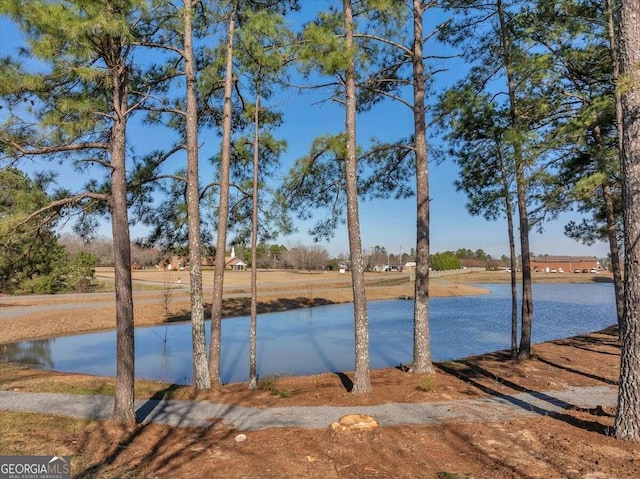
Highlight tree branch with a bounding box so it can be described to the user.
[353,32,412,56]
[1,139,109,156]
[8,192,108,232]
[131,41,184,57]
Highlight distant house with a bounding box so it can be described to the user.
[403,261,417,271]
[488,259,507,270]
[225,256,246,271]
[158,255,188,271]
[201,255,215,268]
[529,255,599,273]
[225,246,246,271]
[459,258,487,269]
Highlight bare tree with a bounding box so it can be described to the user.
[280,244,329,271]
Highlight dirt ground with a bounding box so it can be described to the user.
[1,269,639,478]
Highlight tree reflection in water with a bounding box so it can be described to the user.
[1,339,54,367]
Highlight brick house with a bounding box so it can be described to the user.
[529,255,599,273]
[224,246,246,271]
[459,258,487,269]
[157,255,188,271]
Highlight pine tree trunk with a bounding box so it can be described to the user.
[614,0,640,441]
[343,0,371,394]
[508,234,518,361]
[110,63,135,426]
[606,0,626,334]
[497,0,533,360]
[184,0,210,390]
[249,87,260,390]
[515,158,533,360]
[209,0,237,388]
[603,183,624,332]
[410,0,434,374]
[498,148,518,360]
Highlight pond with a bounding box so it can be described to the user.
[2,283,616,385]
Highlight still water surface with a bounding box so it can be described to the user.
[2,283,616,384]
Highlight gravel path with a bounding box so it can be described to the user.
[0,385,617,430]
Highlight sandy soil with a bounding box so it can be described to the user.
[2,269,638,478]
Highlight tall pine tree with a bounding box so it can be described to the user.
[0,0,151,424]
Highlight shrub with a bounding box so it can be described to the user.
[430,252,461,271]
[417,375,435,392]
[260,376,292,398]
[67,251,97,293]
[18,272,65,294]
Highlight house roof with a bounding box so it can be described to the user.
[225,256,246,267]
[488,259,505,267]
[530,255,597,262]
[459,258,487,268]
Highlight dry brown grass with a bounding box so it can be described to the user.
[0,269,487,344]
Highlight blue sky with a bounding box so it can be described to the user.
[269,87,609,259]
[0,6,611,261]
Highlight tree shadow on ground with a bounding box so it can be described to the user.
[534,327,620,384]
[334,372,353,392]
[554,327,620,356]
[74,382,262,478]
[534,356,618,386]
[441,423,575,479]
[162,296,339,324]
[436,359,612,436]
[135,384,186,422]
